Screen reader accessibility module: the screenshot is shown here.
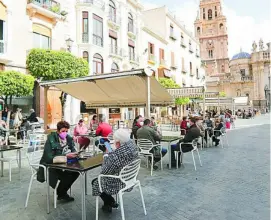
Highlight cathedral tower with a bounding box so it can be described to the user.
[194,0,229,77]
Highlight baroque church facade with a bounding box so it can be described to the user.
[195,0,271,110]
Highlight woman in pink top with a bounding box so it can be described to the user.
[89,115,98,131]
[74,119,90,149]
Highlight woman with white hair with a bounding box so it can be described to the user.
[91,129,139,213]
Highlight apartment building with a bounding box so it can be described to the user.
[73,0,144,121]
[142,6,205,88]
[0,0,74,124]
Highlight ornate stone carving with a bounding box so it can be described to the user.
[259,38,264,51]
[206,39,214,49]
[252,41,257,52]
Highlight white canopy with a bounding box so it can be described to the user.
[39,69,174,108]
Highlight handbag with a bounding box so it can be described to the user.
[53,156,67,164]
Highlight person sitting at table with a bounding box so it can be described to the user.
[90,115,98,131]
[150,116,157,129]
[212,118,224,146]
[95,116,113,151]
[37,121,79,202]
[137,119,167,170]
[0,120,8,145]
[130,115,144,140]
[170,117,202,168]
[92,129,139,213]
[74,119,90,150]
[180,116,189,135]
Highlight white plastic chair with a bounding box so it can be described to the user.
[96,159,146,220]
[137,139,163,176]
[175,138,202,171]
[24,140,59,209]
[211,129,229,148]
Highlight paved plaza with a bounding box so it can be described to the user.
[0,115,270,220]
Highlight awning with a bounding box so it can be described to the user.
[39,69,174,107]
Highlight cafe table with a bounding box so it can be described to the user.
[0,145,23,177]
[46,153,104,220]
[160,136,180,169]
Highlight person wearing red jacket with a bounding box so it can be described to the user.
[180,116,189,135]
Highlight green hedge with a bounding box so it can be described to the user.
[0,70,34,97]
[158,77,180,88]
[27,49,89,80]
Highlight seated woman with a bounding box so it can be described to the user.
[95,116,113,151]
[180,116,188,135]
[92,129,139,213]
[37,121,79,202]
[89,115,98,131]
[212,118,224,146]
[74,119,90,150]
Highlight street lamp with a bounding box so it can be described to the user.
[65,38,74,52]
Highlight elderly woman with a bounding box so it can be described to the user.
[37,121,79,202]
[74,119,90,150]
[92,129,139,213]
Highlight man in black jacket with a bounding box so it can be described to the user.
[170,117,202,167]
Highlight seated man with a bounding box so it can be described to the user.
[212,118,224,146]
[171,117,202,167]
[95,116,113,151]
[37,121,79,202]
[137,119,167,170]
[92,129,139,213]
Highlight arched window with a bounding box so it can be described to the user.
[237,89,241,97]
[209,50,213,58]
[111,62,119,73]
[128,13,134,33]
[203,8,206,19]
[109,0,116,22]
[93,53,103,74]
[83,51,89,62]
[221,64,225,72]
[197,27,200,34]
[208,9,212,20]
[220,23,224,30]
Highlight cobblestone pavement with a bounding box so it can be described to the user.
[0,115,270,220]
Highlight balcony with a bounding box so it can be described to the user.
[169,33,177,41]
[190,71,194,76]
[93,34,103,47]
[181,40,186,48]
[241,76,253,82]
[189,46,194,53]
[109,45,123,59]
[107,14,121,31]
[127,25,136,39]
[0,40,4,54]
[76,0,105,10]
[0,40,11,63]
[82,33,89,43]
[27,0,63,21]
[170,62,178,69]
[148,54,156,64]
[196,50,200,58]
[182,68,187,74]
[160,59,167,67]
[129,53,139,64]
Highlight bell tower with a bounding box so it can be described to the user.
[194,0,229,77]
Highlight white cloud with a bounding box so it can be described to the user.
[142,0,271,58]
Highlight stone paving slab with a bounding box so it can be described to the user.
[0,116,270,220]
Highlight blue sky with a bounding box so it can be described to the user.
[142,0,271,57]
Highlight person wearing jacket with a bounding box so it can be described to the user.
[212,118,224,146]
[170,117,202,167]
[130,115,143,140]
[37,121,79,202]
[92,129,139,213]
[180,116,188,135]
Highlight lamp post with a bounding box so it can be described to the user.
[65,38,74,52]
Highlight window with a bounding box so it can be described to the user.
[109,35,117,54]
[83,51,89,62]
[197,27,200,34]
[182,57,185,71]
[148,42,154,55]
[203,8,206,19]
[0,20,4,53]
[215,11,217,17]
[159,48,164,61]
[240,69,246,77]
[220,23,224,30]
[33,32,51,49]
[190,62,192,74]
[221,65,225,72]
[82,11,88,42]
[111,62,119,72]
[208,9,212,20]
[171,52,175,66]
[237,89,241,97]
[196,68,199,78]
[181,33,184,44]
[208,50,213,58]
[128,13,134,33]
[109,0,116,22]
[93,53,103,74]
[129,45,135,60]
[93,14,103,47]
[170,24,174,36]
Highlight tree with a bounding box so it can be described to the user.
[175,97,190,106]
[158,77,180,88]
[219,91,226,97]
[0,70,35,105]
[27,48,89,118]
